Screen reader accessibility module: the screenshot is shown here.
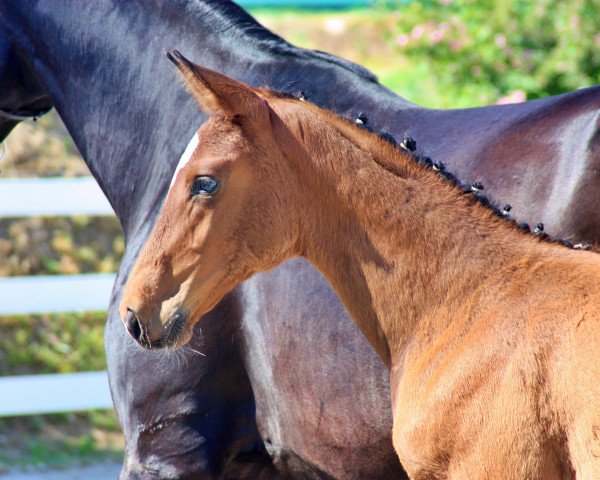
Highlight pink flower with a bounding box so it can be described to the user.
[496,90,527,105]
[396,34,409,47]
[450,40,463,52]
[429,30,444,44]
[439,0,453,4]
[570,15,580,28]
[594,34,600,46]
[411,25,426,40]
[495,34,507,48]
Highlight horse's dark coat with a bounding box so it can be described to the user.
[1,1,600,479]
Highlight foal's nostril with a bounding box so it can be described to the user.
[125,309,143,342]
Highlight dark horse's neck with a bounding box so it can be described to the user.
[1,0,411,237]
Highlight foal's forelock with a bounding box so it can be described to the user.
[169,132,200,190]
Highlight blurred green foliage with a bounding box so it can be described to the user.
[0,216,124,277]
[382,0,600,107]
[0,428,122,470]
[0,312,106,375]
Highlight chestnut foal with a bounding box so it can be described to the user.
[121,52,600,479]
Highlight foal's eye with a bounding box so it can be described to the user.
[191,176,220,196]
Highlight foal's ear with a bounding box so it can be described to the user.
[166,50,262,117]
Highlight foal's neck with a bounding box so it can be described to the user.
[283,104,542,367]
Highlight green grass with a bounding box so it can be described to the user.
[378,62,502,108]
[0,412,122,471]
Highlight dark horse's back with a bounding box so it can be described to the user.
[450,86,600,243]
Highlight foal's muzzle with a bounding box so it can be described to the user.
[124,309,148,347]
[123,308,188,350]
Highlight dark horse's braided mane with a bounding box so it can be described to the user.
[191,0,378,82]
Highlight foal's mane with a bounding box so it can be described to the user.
[263,90,589,251]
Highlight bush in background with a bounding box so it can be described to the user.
[384,0,600,106]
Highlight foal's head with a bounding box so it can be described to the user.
[120,51,304,349]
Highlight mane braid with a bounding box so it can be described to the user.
[274,93,592,252]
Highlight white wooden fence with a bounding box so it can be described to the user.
[0,177,115,416]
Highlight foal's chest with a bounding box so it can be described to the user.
[390,328,559,478]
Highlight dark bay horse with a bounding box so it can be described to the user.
[1,1,600,478]
[124,59,600,479]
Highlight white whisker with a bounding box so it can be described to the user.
[187,347,206,357]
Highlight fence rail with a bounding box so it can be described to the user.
[0,372,113,416]
[0,177,113,217]
[0,273,116,315]
[1,177,116,416]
